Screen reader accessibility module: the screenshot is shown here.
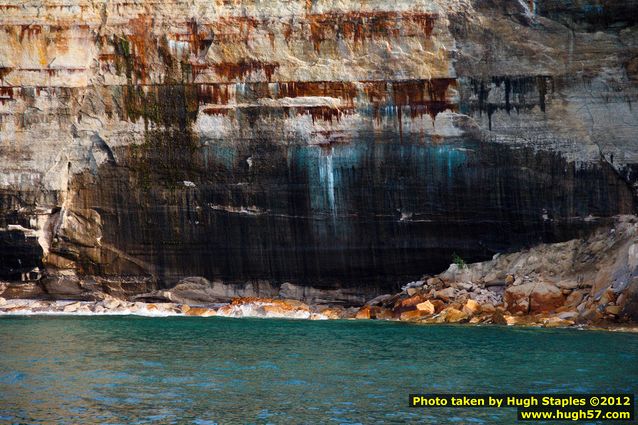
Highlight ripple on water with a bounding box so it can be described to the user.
[0,318,636,424]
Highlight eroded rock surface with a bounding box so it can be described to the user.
[365,215,638,326]
[0,0,637,297]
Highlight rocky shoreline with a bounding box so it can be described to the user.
[2,216,637,331]
[1,297,636,333]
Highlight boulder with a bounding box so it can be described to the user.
[63,302,82,312]
[433,287,457,302]
[41,273,85,299]
[77,305,93,314]
[426,277,444,289]
[416,300,435,314]
[505,282,565,314]
[529,283,565,312]
[319,307,345,320]
[374,308,395,320]
[542,317,575,328]
[504,282,534,313]
[462,299,481,315]
[355,306,371,319]
[164,277,219,304]
[399,309,431,322]
[605,305,622,316]
[469,315,489,324]
[565,290,586,306]
[394,294,428,311]
[278,282,366,305]
[263,303,307,318]
[555,280,579,290]
[440,307,469,323]
[214,298,312,319]
[558,311,578,320]
[579,307,604,323]
[456,282,475,291]
[481,303,496,314]
[103,298,122,310]
[185,307,216,317]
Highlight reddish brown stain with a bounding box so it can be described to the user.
[197,84,231,105]
[99,53,117,61]
[213,61,279,82]
[201,16,259,45]
[188,19,201,56]
[282,21,294,45]
[201,107,230,116]
[275,82,358,106]
[307,12,438,53]
[192,79,455,123]
[19,68,86,75]
[392,79,457,120]
[361,79,456,121]
[0,87,14,104]
[19,25,42,41]
[0,67,12,81]
[127,16,154,83]
[362,81,389,122]
[171,11,437,51]
[287,105,355,124]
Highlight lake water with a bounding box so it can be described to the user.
[0,316,636,424]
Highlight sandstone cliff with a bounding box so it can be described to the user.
[0,0,637,297]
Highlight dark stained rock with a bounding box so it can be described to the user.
[0,0,637,302]
[40,274,84,298]
[0,282,46,299]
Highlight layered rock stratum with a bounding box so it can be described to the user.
[1,0,637,299]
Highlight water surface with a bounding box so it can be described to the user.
[0,317,636,424]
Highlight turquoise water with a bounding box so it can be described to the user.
[0,317,636,424]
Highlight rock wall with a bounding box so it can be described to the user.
[0,0,637,296]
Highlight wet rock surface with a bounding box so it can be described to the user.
[1,216,637,329]
[0,0,637,296]
[350,215,638,327]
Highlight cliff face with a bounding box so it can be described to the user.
[0,0,636,295]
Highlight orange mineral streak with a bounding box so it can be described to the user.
[201,107,231,116]
[170,19,213,58]
[282,20,294,45]
[127,16,153,83]
[288,105,356,124]
[275,81,358,106]
[392,79,457,119]
[191,79,456,123]
[307,11,438,52]
[362,79,457,121]
[197,16,260,45]
[19,25,42,42]
[212,61,279,82]
[0,67,12,81]
[197,84,232,105]
[189,19,203,55]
